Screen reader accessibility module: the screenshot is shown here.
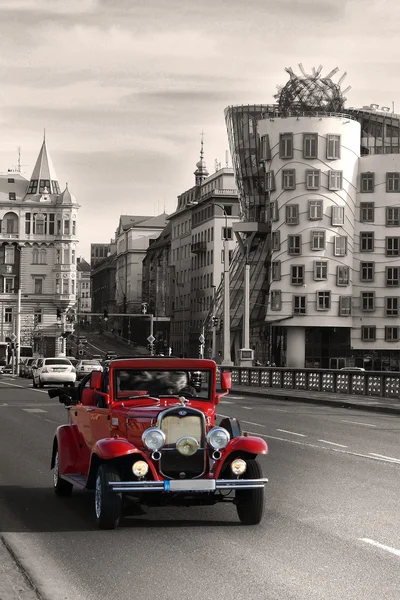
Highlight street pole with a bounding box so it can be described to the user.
[243,261,250,349]
[60,311,66,356]
[16,288,21,372]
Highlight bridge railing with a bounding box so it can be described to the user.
[218,367,400,399]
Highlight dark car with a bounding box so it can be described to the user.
[50,358,268,530]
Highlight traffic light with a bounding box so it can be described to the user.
[141,302,148,315]
[212,316,219,327]
[103,309,109,321]
[56,308,62,320]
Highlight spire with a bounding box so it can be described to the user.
[194,130,208,185]
[25,136,61,198]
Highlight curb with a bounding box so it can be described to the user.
[0,536,43,600]
[232,389,400,416]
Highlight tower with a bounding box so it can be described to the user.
[194,132,209,186]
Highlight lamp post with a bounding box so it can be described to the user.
[214,203,233,367]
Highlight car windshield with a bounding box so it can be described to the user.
[114,369,211,401]
[45,359,71,365]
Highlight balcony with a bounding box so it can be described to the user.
[191,241,207,254]
[0,233,19,240]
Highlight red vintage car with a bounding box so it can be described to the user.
[50,358,268,529]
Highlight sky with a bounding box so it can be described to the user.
[0,0,399,259]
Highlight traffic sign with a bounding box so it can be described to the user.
[199,334,205,344]
[10,333,17,342]
[147,335,155,344]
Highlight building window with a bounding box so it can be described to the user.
[4,246,15,264]
[272,231,281,251]
[327,134,341,159]
[339,296,352,316]
[386,207,400,226]
[314,260,328,281]
[222,227,233,240]
[4,278,14,293]
[64,220,70,235]
[360,172,374,192]
[265,171,276,191]
[361,326,376,341]
[72,250,76,264]
[309,200,323,220]
[360,232,374,252]
[288,235,302,255]
[386,237,400,256]
[334,236,347,256]
[290,265,304,285]
[62,279,69,294]
[270,201,279,221]
[49,214,55,235]
[311,230,325,251]
[361,292,375,311]
[317,291,331,310]
[279,133,293,159]
[6,219,16,234]
[4,308,13,323]
[8,178,14,184]
[293,295,306,315]
[32,248,39,264]
[385,326,399,342]
[9,192,16,201]
[260,135,270,161]
[360,262,375,282]
[386,267,400,286]
[34,308,43,324]
[385,297,399,316]
[27,180,38,195]
[34,278,43,295]
[63,249,69,264]
[303,133,318,159]
[35,218,44,235]
[360,202,375,223]
[271,261,281,281]
[223,205,233,216]
[328,170,343,190]
[282,169,296,190]
[386,172,400,192]
[306,170,320,190]
[25,213,31,235]
[331,206,344,226]
[337,265,349,286]
[270,290,282,310]
[285,204,299,225]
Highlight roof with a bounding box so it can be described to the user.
[117,212,169,236]
[77,258,91,272]
[29,140,58,182]
[0,172,28,202]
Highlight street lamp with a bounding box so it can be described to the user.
[214,203,233,367]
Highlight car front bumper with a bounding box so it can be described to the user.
[108,478,268,493]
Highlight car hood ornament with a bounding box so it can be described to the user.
[179,396,189,405]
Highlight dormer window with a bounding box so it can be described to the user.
[51,181,60,194]
[39,179,50,193]
[9,192,16,201]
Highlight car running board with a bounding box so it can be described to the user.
[62,473,87,488]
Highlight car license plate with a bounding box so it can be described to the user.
[164,480,216,492]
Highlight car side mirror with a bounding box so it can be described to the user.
[221,371,232,391]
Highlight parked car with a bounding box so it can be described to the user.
[1,364,13,375]
[22,358,36,378]
[49,357,268,529]
[76,359,102,379]
[33,357,76,388]
[66,357,79,368]
[104,351,118,360]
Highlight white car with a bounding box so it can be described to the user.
[76,359,103,380]
[33,357,76,388]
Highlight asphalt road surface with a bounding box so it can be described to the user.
[0,377,399,600]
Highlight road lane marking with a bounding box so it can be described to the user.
[0,380,57,395]
[226,396,244,400]
[246,431,400,466]
[242,420,265,428]
[242,406,253,410]
[342,420,376,427]
[369,453,400,464]
[0,381,24,388]
[318,439,348,448]
[220,400,234,404]
[277,429,306,437]
[360,538,400,558]
[216,413,231,419]
[22,408,47,413]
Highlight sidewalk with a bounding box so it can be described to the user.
[0,537,40,599]
[232,384,400,415]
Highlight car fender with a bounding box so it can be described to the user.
[52,424,88,475]
[213,436,268,478]
[91,438,159,479]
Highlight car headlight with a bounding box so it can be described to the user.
[142,428,166,451]
[132,460,149,477]
[176,436,199,456]
[231,458,247,476]
[206,427,230,450]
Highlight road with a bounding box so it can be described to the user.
[68,329,147,360]
[0,377,399,600]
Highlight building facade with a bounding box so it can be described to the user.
[76,257,91,323]
[91,252,117,321]
[91,242,112,269]
[0,138,79,357]
[225,66,400,369]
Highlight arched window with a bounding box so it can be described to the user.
[32,248,39,264]
[39,248,46,264]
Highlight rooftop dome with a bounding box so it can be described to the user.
[275,65,351,115]
[57,183,77,205]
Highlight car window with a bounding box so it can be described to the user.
[114,369,211,401]
[44,359,72,365]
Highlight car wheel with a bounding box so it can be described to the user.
[53,449,73,497]
[95,464,122,530]
[33,378,38,388]
[38,379,44,388]
[235,459,265,526]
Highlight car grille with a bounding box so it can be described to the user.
[158,408,206,479]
